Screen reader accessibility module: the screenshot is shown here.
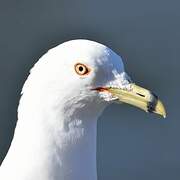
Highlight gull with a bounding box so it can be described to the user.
[0,39,166,180]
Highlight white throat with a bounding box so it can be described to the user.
[0,39,123,180]
[0,88,106,180]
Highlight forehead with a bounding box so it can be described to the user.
[52,39,124,73]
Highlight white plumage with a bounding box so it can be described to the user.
[0,39,165,180]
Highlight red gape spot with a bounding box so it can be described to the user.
[91,87,109,92]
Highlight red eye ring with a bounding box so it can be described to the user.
[74,63,91,76]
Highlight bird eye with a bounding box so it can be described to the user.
[74,63,90,76]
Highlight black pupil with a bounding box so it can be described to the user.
[79,66,84,72]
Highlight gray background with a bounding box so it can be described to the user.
[0,0,179,179]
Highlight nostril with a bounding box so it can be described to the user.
[136,93,145,97]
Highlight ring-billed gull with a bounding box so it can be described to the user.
[0,39,166,180]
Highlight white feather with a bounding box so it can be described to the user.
[0,39,130,180]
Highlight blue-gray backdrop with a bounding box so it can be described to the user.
[0,0,179,179]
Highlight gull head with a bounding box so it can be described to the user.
[22,39,166,121]
[0,39,167,180]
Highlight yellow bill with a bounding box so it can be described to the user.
[107,84,166,118]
